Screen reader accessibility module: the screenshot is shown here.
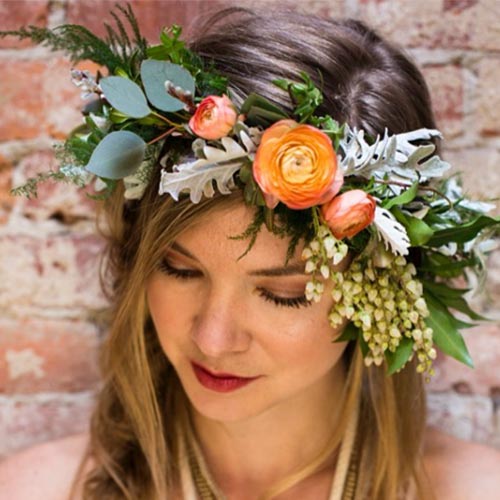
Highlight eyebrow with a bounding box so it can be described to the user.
[169,242,306,277]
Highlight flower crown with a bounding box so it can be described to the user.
[5,5,499,377]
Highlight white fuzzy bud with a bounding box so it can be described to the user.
[305,260,316,274]
[320,265,330,279]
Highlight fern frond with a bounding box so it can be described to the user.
[0,4,148,74]
[10,170,84,199]
[1,24,124,72]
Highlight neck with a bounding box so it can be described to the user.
[190,361,347,497]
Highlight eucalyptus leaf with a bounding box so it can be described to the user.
[100,76,151,118]
[424,291,474,368]
[386,337,414,375]
[141,60,195,112]
[86,131,146,179]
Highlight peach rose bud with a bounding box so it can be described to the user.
[253,119,343,210]
[189,94,238,140]
[321,190,376,239]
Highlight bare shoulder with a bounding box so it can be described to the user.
[423,426,500,500]
[0,433,91,500]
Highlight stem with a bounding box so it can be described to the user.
[311,206,322,233]
[147,127,176,146]
[151,111,180,128]
[373,179,454,208]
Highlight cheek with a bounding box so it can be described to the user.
[146,278,192,361]
[268,311,347,379]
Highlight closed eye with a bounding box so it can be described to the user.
[158,258,202,279]
[257,288,312,309]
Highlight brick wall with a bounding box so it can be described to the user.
[0,0,499,457]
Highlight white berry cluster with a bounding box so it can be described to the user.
[329,255,436,375]
[302,225,349,302]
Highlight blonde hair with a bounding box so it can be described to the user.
[71,7,440,498]
[69,174,432,499]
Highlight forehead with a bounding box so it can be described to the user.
[173,203,304,266]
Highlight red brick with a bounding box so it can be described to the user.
[429,324,500,396]
[0,57,90,141]
[67,0,228,42]
[427,392,494,443]
[476,58,500,136]
[0,60,47,141]
[0,0,49,49]
[0,318,100,394]
[42,59,86,139]
[0,234,107,313]
[0,394,94,457]
[358,0,499,51]
[443,148,500,217]
[422,65,464,138]
[14,150,97,222]
[443,0,479,13]
[0,154,13,225]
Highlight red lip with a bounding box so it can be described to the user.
[191,362,260,393]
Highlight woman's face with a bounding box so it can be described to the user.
[146,203,348,423]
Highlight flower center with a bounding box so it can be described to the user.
[281,146,315,183]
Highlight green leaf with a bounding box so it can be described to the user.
[383,181,419,210]
[385,337,414,375]
[427,215,500,247]
[422,281,486,321]
[392,208,434,246]
[100,76,151,118]
[333,322,359,343]
[424,290,474,368]
[141,60,195,112]
[86,131,146,179]
[240,93,289,121]
[420,252,477,278]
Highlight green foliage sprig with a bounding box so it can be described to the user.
[147,25,228,97]
[0,4,147,76]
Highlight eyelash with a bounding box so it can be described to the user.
[158,258,201,279]
[257,288,312,309]
[158,259,312,309]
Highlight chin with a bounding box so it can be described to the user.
[182,377,272,423]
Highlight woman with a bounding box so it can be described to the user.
[0,6,499,500]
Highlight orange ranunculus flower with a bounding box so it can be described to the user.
[189,94,238,140]
[253,119,343,209]
[321,190,376,239]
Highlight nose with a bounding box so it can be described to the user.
[191,287,251,358]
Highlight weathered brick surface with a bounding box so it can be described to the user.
[429,324,500,396]
[359,0,500,51]
[0,58,82,141]
[14,150,98,222]
[427,391,497,445]
[0,0,49,48]
[67,0,227,41]
[0,60,47,141]
[0,233,107,314]
[0,318,100,394]
[0,393,95,457]
[443,147,500,217]
[0,154,13,224]
[423,65,464,138]
[476,57,500,136]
